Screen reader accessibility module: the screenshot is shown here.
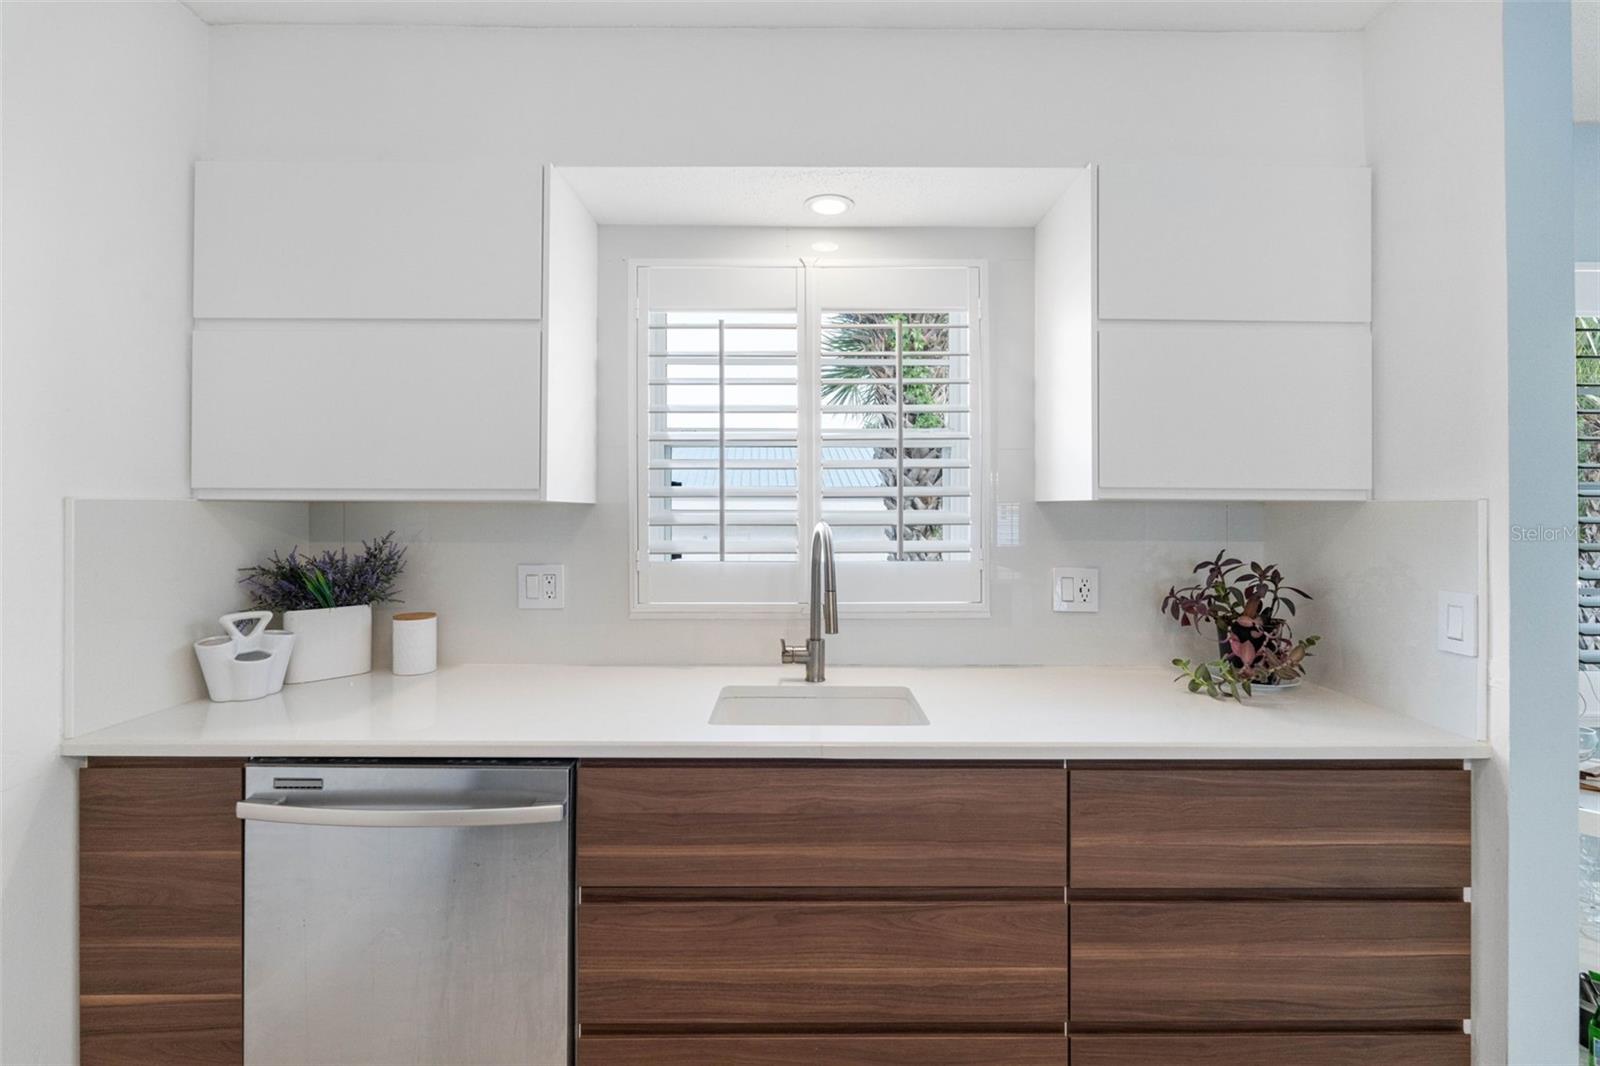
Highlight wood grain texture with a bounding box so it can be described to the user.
[1069,769,1470,890]
[80,996,241,1066]
[80,765,243,1064]
[79,851,241,940]
[578,1034,1067,1065]
[1070,901,1470,1026]
[578,764,1066,887]
[1070,1032,1469,1066]
[578,901,1067,1027]
[79,767,243,854]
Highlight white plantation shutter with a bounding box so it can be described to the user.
[634,262,984,612]
[637,265,804,607]
[814,266,983,606]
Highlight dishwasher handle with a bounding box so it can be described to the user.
[236,798,566,829]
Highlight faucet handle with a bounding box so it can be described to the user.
[780,639,804,665]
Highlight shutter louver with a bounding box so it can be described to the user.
[819,314,974,561]
[1580,317,1600,666]
[646,312,801,561]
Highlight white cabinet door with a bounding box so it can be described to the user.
[194,162,543,320]
[192,325,542,498]
[1097,163,1370,323]
[1096,323,1370,496]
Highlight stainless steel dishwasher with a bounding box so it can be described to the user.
[238,760,573,1066]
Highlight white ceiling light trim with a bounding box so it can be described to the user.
[805,194,854,217]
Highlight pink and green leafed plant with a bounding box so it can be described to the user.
[1160,550,1321,702]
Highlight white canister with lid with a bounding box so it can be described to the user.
[391,611,438,676]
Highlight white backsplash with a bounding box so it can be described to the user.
[310,499,1265,670]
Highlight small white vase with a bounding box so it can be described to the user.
[391,611,438,676]
[282,604,372,684]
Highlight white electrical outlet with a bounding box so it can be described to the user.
[517,564,565,609]
[1052,567,1099,612]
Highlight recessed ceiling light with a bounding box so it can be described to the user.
[810,241,840,253]
[805,194,854,217]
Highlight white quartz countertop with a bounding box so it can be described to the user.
[60,664,1490,761]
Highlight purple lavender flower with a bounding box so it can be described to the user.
[240,532,406,613]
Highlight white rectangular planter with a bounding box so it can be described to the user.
[282,604,372,684]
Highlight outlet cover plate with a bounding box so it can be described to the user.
[1052,567,1099,613]
[518,564,565,609]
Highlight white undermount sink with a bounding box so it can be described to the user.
[709,685,928,726]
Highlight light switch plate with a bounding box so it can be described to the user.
[1052,567,1099,612]
[1437,591,1478,656]
[518,564,565,609]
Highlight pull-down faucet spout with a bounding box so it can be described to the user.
[781,521,838,682]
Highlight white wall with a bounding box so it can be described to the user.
[0,3,208,1062]
[1264,501,1485,739]
[313,225,1268,672]
[1364,2,1568,1062]
[203,25,1366,166]
[67,500,309,736]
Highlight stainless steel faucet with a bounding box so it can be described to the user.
[781,521,838,682]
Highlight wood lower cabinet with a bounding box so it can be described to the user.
[79,760,244,1066]
[579,1034,1067,1066]
[579,900,1067,1027]
[578,762,1067,887]
[79,758,1472,1066]
[1069,767,1471,890]
[577,760,1472,1066]
[576,762,1069,1064]
[1070,900,1471,1026]
[1070,1032,1471,1066]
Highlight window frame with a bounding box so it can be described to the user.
[628,257,991,619]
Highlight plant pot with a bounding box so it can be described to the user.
[282,604,372,684]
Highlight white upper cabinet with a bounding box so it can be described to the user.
[1096,163,1371,323]
[192,325,543,496]
[1096,323,1371,495]
[1035,163,1373,502]
[194,162,544,320]
[190,161,597,502]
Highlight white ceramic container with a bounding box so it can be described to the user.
[195,611,297,702]
[282,604,372,683]
[391,611,438,676]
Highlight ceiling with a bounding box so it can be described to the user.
[182,0,1393,32]
[558,166,1085,228]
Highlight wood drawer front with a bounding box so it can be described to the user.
[1070,769,1471,889]
[579,901,1067,1027]
[80,995,242,1066]
[1071,1033,1468,1066]
[580,1034,1066,1065]
[80,767,243,854]
[80,766,243,1062]
[1070,901,1470,1026]
[578,764,1066,887]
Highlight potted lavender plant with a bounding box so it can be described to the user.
[240,532,406,684]
[1160,550,1320,702]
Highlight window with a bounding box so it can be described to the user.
[633,261,986,614]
